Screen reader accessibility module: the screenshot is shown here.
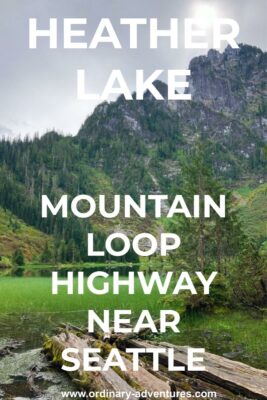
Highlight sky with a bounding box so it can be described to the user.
[0,0,266,138]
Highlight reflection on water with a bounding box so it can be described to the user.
[0,311,87,350]
[0,310,266,370]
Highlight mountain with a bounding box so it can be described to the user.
[0,44,266,260]
[76,44,266,194]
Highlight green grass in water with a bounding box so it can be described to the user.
[0,276,161,315]
[165,311,267,369]
[0,277,266,369]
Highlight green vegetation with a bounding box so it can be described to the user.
[0,207,51,261]
[1,143,265,313]
[168,144,243,273]
[0,276,266,369]
[0,44,266,374]
[21,261,139,271]
[165,311,267,369]
[0,277,161,315]
[230,240,267,309]
[237,183,267,240]
[12,248,25,266]
[235,185,254,198]
[160,146,266,312]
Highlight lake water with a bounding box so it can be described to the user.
[0,273,266,398]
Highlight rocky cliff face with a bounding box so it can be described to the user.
[187,44,267,140]
[76,44,266,193]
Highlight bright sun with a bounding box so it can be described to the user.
[194,4,217,26]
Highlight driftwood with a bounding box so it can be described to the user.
[44,325,267,400]
[44,330,178,400]
[117,337,267,400]
[44,332,138,400]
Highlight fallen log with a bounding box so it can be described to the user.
[116,338,267,400]
[43,331,177,399]
[44,332,138,400]
[45,326,267,399]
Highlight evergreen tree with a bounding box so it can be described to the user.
[169,143,243,273]
[12,249,25,266]
[230,240,267,308]
[40,242,52,263]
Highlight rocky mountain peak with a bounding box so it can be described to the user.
[74,43,266,191]
[186,44,267,128]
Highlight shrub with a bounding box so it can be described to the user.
[0,256,12,269]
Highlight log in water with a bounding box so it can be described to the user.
[119,338,267,400]
[44,326,267,400]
